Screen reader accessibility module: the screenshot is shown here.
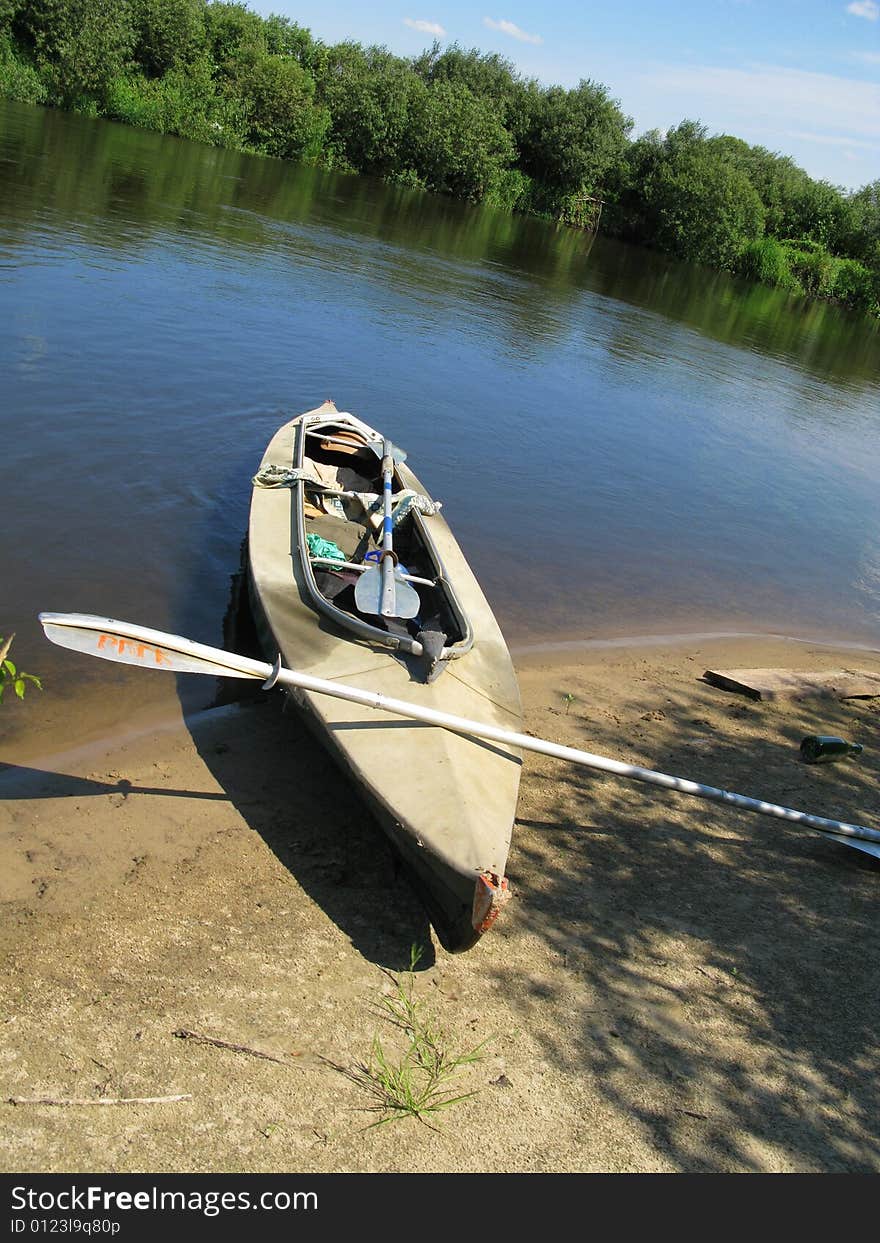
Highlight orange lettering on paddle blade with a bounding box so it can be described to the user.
[95,634,169,665]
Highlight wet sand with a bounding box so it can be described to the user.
[2,633,879,1172]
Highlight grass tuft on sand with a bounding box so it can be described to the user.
[333,946,489,1129]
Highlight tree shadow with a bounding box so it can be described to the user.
[492,675,880,1171]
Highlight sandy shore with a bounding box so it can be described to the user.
[1,633,879,1173]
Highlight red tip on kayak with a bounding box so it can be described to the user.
[472,872,511,935]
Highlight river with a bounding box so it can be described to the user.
[1,99,879,753]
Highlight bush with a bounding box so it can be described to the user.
[105,73,166,130]
[386,166,426,190]
[831,258,879,313]
[781,236,824,255]
[23,0,136,110]
[105,58,244,147]
[405,80,515,202]
[225,47,329,160]
[737,238,798,290]
[841,179,880,265]
[783,244,836,297]
[0,36,46,103]
[739,238,879,310]
[516,78,631,198]
[131,0,207,79]
[483,166,532,212]
[316,44,423,178]
[647,140,766,269]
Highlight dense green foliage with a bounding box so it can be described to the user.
[1,0,878,314]
[604,121,879,311]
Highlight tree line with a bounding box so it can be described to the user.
[2,0,878,315]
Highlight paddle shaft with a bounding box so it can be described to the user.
[38,613,880,848]
[353,440,420,618]
[267,666,880,845]
[311,557,435,587]
[379,440,396,616]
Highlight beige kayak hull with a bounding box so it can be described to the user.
[247,402,522,950]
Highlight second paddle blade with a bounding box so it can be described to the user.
[354,566,421,619]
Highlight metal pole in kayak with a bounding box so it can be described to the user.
[38,612,880,854]
[353,439,420,620]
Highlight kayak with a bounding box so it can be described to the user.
[247,401,522,951]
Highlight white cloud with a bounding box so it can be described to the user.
[846,1,879,20]
[852,49,880,62]
[785,129,880,150]
[643,61,880,148]
[403,18,446,36]
[483,17,543,45]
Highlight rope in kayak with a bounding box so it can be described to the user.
[252,464,443,524]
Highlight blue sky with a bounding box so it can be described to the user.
[248,1,880,191]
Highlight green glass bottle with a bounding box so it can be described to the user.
[800,735,864,764]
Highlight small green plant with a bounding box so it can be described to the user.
[562,691,576,714]
[0,635,42,704]
[336,945,489,1129]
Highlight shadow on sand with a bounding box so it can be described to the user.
[187,556,437,972]
[189,693,436,973]
[492,673,880,1171]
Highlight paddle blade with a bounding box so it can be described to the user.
[353,567,421,620]
[39,613,267,680]
[818,831,880,860]
[365,438,407,463]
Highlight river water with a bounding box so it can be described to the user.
[1,99,879,751]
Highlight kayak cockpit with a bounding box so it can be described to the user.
[255,411,473,681]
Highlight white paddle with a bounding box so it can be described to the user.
[37,612,880,857]
[353,438,421,620]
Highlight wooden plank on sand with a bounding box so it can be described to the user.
[702,668,880,702]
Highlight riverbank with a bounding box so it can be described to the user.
[3,16,878,320]
[2,633,879,1172]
